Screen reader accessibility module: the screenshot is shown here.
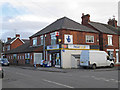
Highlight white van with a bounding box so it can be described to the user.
[80,50,114,69]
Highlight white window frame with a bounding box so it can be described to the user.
[108,35,113,46]
[40,35,43,45]
[86,35,94,43]
[33,37,37,46]
[50,32,56,45]
[22,56,24,59]
[7,45,10,51]
[3,47,5,51]
[18,56,19,59]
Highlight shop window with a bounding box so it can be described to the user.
[86,35,94,43]
[108,35,113,46]
[18,56,19,60]
[33,37,37,46]
[55,53,60,65]
[51,32,56,45]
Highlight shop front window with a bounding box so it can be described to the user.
[55,53,60,65]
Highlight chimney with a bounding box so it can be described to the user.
[16,34,20,38]
[107,18,117,28]
[81,13,90,25]
[7,37,11,41]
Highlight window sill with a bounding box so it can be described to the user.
[108,45,113,46]
[86,42,94,43]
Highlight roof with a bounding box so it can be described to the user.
[5,41,42,54]
[5,37,16,44]
[30,17,98,38]
[22,39,30,43]
[103,24,120,35]
[89,22,117,35]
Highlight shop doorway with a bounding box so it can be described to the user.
[71,54,80,68]
[51,53,56,67]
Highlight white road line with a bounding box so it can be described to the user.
[43,79,74,88]
[16,72,32,78]
[91,76,118,83]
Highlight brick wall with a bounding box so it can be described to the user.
[11,38,24,50]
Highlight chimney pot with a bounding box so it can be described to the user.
[7,37,11,41]
[16,34,20,37]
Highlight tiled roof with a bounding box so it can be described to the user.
[89,22,117,35]
[30,17,98,38]
[5,41,42,54]
[5,37,16,44]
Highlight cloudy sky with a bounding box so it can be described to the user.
[0,0,119,41]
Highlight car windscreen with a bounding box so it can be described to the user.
[1,59,8,62]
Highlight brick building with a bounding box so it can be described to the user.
[4,15,120,68]
[81,14,119,64]
[5,17,100,68]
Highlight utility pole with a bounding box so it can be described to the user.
[43,34,46,60]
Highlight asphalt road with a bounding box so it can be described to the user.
[1,66,119,88]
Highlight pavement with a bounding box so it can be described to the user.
[9,65,119,73]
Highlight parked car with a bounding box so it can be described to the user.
[0,58,10,66]
[0,64,4,78]
[80,50,114,69]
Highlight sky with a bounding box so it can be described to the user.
[0,0,119,42]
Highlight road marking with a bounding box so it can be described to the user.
[16,72,32,78]
[43,79,74,88]
[91,76,118,83]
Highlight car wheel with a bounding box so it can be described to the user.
[110,64,114,68]
[92,64,96,69]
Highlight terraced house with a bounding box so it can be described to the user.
[81,14,120,64]
[4,15,120,68]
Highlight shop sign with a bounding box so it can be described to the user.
[68,45,90,49]
[64,34,73,44]
[47,45,59,50]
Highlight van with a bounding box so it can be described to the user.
[80,50,114,69]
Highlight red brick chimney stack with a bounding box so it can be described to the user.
[107,18,117,28]
[7,37,11,41]
[81,13,90,25]
[16,34,20,38]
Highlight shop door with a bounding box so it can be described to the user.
[116,52,119,63]
[51,53,56,67]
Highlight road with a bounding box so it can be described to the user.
[1,66,119,89]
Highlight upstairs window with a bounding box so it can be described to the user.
[40,35,43,45]
[50,32,56,45]
[86,35,94,43]
[33,37,37,46]
[7,45,10,51]
[3,47,4,51]
[108,35,113,46]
